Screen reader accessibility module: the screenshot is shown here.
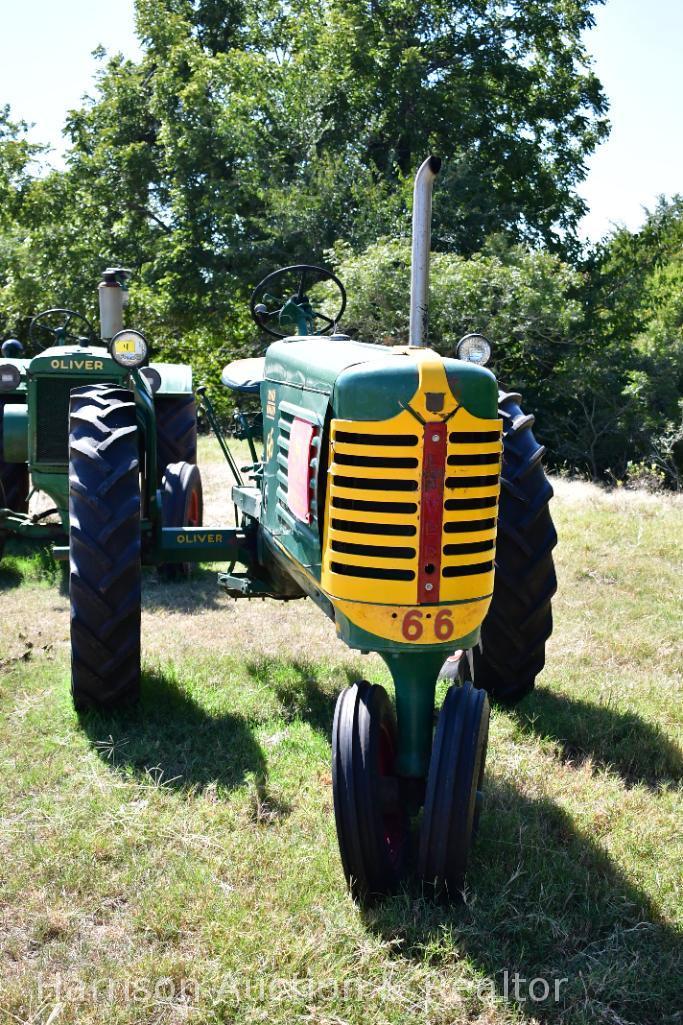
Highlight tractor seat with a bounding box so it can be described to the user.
[221,356,266,395]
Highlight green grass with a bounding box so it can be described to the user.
[0,477,681,1024]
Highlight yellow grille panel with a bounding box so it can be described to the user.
[321,404,502,607]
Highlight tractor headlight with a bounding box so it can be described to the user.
[110,329,149,369]
[456,333,492,366]
[0,364,21,391]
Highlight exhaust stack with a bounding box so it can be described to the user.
[98,267,131,341]
[408,155,441,348]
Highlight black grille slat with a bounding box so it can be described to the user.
[334,476,418,492]
[444,496,498,511]
[332,518,416,537]
[334,431,418,447]
[330,562,415,581]
[332,496,418,514]
[444,518,496,533]
[442,560,494,577]
[334,452,418,469]
[443,539,495,556]
[331,540,415,560]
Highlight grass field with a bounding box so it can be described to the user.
[1,443,681,1025]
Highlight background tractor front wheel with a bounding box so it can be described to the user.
[418,682,489,900]
[473,391,557,703]
[68,384,141,710]
[159,461,203,579]
[332,682,408,903]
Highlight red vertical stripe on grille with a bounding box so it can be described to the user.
[418,423,446,602]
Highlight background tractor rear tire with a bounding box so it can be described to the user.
[0,397,29,514]
[158,461,203,579]
[473,391,557,703]
[68,384,141,710]
[155,395,198,484]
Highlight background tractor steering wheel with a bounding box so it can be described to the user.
[28,308,98,351]
[250,264,346,339]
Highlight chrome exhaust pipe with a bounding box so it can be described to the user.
[408,155,441,348]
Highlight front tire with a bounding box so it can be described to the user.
[332,682,408,903]
[68,384,141,710]
[473,392,557,703]
[418,682,489,899]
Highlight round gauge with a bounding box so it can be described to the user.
[110,329,149,369]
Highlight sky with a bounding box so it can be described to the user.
[0,0,681,243]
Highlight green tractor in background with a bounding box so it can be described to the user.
[0,268,202,564]
[0,158,556,902]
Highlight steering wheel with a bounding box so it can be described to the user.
[250,265,346,339]
[28,308,98,351]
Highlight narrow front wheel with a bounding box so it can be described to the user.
[418,682,489,899]
[332,682,408,903]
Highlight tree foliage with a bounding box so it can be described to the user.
[2,1,681,483]
[0,0,607,327]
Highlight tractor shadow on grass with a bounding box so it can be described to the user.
[141,565,230,612]
[78,666,270,797]
[0,540,68,594]
[244,657,368,737]
[508,687,683,790]
[363,778,681,1024]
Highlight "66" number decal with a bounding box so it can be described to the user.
[401,608,455,642]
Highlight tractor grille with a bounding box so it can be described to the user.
[322,410,502,605]
[275,403,321,527]
[275,406,292,520]
[441,426,501,594]
[34,376,102,464]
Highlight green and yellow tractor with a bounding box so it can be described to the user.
[0,158,556,901]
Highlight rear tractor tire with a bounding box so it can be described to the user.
[68,384,141,711]
[473,391,557,703]
[159,461,203,579]
[155,394,198,485]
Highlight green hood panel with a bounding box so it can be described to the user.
[333,352,498,421]
[264,336,397,394]
[264,337,498,419]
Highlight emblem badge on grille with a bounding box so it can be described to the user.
[425,392,444,412]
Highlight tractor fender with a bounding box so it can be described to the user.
[147,362,193,396]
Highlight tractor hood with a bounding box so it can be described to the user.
[264,336,497,420]
[23,345,192,395]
